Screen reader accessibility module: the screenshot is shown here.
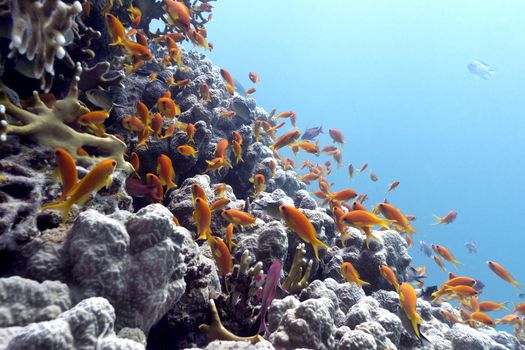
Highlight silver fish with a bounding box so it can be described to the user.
[85,89,114,110]
[468,60,495,79]
[419,241,433,258]
[301,126,323,140]
[465,241,477,254]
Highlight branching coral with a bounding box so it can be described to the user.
[283,243,313,294]
[199,299,263,344]
[0,64,131,170]
[7,0,83,91]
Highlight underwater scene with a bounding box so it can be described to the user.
[0,0,524,349]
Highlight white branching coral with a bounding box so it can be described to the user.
[8,0,82,90]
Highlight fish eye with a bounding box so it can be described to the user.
[55,150,61,156]
[112,161,116,166]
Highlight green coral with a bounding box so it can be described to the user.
[0,63,131,171]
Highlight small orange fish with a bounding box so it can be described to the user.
[42,159,117,223]
[232,131,243,145]
[177,145,197,158]
[358,163,368,173]
[470,312,495,327]
[379,264,400,292]
[276,111,297,127]
[161,124,176,139]
[279,205,329,260]
[194,197,212,241]
[479,301,510,312]
[192,183,207,204]
[214,183,226,197]
[329,128,345,145]
[249,174,265,197]
[157,154,177,190]
[440,310,462,325]
[151,112,163,137]
[496,314,522,325]
[208,235,233,275]
[432,210,457,225]
[299,173,320,184]
[165,0,191,31]
[376,203,416,234]
[432,245,462,270]
[121,40,153,61]
[53,148,78,201]
[220,68,235,94]
[328,189,358,202]
[224,223,236,251]
[77,110,109,136]
[186,123,196,143]
[270,130,301,150]
[386,180,400,193]
[77,148,89,157]
[487,261,523,290]
[130,152,140,174]
[341,262,369,288]
[214,139,229,158]
[122,115,145,132]
[232,140,243,164]
[200,83,211,102]
[221,209,256,226]
[146,173,164,202]
[172,215,180,226]
[398,283,424,339]
[245,87,256,96]
[136,32,148,47]
[149,73,158,81]
[249,71,260,84]
[210,197,230,212]
[515,302,525,314]
[174,78,191,88]
[351,201,367,211]
[433,255,446,271]
[205,157,232,174]
[127,5,142,27]
[105,13,127,45]
[188,29,208,49]
[157,91,181,119]
[219,111,236,118]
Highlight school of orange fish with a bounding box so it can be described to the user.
[39,0,525,341]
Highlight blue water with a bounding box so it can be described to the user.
[204,1,525,325]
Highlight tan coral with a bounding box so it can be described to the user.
[199,299,263,344]
[0,63,131,171]
[282,243,313,294]
[8,0,82,90]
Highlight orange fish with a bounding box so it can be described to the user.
[177,145,197,158]
[398,282,424,339]
[245,87,256,96]
[328,128,344,145]
[194,197,212,241]
[151,112,163,137]
[232,130,243,144]
[432,210,457,225]
[146,173,164,202]
[470,312,495,327]
[479,301,510,312]
[157,91,181,119]
[332,206,351,242]
[328,189,358,203]
[214,139,229,158]
[77,110,109,136]
[214,183,226,197]
[188,29,208,49]
[270,130,301,150]
[53,148,78,201]
[440,310,462,325]
[105,13,127,45]
[186,123,196,143]
[249,71,260,84]
[358,163,368,173]
[121,40,153,61]
[220,68,235,94]
[351,201,367,211]
[433,255,446,271]
[165,0,191,31]
[208,235,232,275]
[172,215,180,226]
[77,148,89,157]
[376,203,416,234]
[432,245,462,270]
[161,124,176,139]
[379,264,400,292]
[42,159,117,223]
[174,78,191,88]
[249,174,265,197]
[496,314,522,325]
[149,73,158,81]
[341,261,369,288]
[487,261,523,290]
[136,32,148,47]
[157,154,177,190]
[130,152,140,174]
[122,116,145,132]
[210,197,230,212]
[200,83,211,102]
[128,5,142,27]
[279,205,329,260]
[205,157,232,175]
[191,183,207,203]
[224,223,236,251]
[221,209,256,226]
[386,180,400,193]
[341,210,394,230]
[219,111,236,118]
[299,173,319,184]
[515,302,525,314]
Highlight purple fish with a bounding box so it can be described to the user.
[258,260,282,334]
[419,241,433,258]
[465,241,477,254]
[301,126,323,140]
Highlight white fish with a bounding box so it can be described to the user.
[467,60,495,79]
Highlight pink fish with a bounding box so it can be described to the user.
[125,177,162,202]
[258,260,282,334]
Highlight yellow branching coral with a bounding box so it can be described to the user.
[283,243,313,294]
[199,299,263,345]
[7,0,82,91]
[0,63,131,171]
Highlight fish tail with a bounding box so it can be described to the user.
[311,238,330,261]
[379,219,396,230]
[411,314,422,338]
[41,200,73,224]
[357,278,370,288]
[502,302,511,310]
[407,225,417,234]
[432,214,443,225]
[511,280,524,291]
[257,308,268,334]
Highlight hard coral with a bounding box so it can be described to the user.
[0,64,131,170]
[8,0,83,91]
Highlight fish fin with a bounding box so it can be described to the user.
[512,280,524,291]
[311,238,330,260]
[105,175,112,189]
[358,279,370,287]
[432,214,442,225]
[41,200,73,224]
